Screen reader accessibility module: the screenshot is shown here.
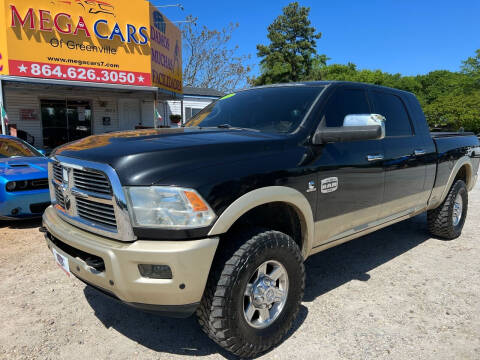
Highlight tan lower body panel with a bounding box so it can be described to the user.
[43,206,219,307]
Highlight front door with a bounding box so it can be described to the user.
[41,99,92,149]
[313,86,385,246]
[118,99,141,131]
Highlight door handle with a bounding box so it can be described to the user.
[414,149,426,156]
[367,154,384,162]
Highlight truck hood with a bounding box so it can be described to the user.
[0,156,49,179]
[53,128,287,185]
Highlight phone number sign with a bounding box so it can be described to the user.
[9,60,151,86]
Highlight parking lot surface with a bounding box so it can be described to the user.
[1,182,479,360]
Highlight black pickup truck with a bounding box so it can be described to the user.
[43,82,479,357]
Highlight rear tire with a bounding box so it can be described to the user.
[427,180,468,240]
[197,229,305,358]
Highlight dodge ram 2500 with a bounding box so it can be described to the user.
[42,82,480,357]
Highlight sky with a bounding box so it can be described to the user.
[155,0,478,77]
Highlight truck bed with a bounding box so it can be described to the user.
[431,132,476,138]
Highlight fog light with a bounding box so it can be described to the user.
[138,264,172,279]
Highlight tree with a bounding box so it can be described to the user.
[461,49,480,75]
[181,16,251,93]
[253,2,323,85]
[310,49,480,133]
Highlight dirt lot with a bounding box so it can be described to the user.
[1,182,479,360]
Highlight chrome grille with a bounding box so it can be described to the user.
[76,198,116,228]
[53,162,63,183]
[49,156,135,241]
[73,168,112,195]
[54,186,66,209]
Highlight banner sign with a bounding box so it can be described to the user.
[0,0,182,94]
[149,4,182,93]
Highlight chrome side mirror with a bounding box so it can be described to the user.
[343,114,386,139]
[312,114,386,145]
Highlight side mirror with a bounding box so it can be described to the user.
[313,114,386,144]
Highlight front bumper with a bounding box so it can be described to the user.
[0,189,50,219]
[43,206,219,317]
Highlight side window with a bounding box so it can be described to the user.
[186,107,204,121]
[370,92,413,137]
[323,89,370,127]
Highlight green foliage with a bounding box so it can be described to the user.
[313,50,480,133]
[253,2,323,85]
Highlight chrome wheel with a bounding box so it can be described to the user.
[243,260,289,329]
[452,193,463,226]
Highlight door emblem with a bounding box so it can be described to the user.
[321,177,338,193]
[306,181,316,193]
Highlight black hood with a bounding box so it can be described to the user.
[54,128,287,185]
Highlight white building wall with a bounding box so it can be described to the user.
[3,83,155,148]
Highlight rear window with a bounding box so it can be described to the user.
[370,92,413,137]
[185,86,323,134]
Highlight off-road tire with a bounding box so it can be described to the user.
[197,229,305,358]
[427,180,468,240]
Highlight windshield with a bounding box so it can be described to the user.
[0,138,42,158]
[185,86,323,134]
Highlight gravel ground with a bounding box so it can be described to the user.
[1,182,479,360]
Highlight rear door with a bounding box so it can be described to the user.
[369,90,428,218]
[313,86,385,246]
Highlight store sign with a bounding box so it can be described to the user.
[0,1,182,94]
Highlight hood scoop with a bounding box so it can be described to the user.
[8,164,30,168]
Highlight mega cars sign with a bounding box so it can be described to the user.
[0,0,182,94]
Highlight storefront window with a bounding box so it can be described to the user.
[185,107,203,121]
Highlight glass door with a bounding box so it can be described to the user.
[41,99,92,149]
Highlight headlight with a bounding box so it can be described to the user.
[6,181,16,191]
[125,186,216,229]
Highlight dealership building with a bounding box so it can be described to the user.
[0,0,215,150]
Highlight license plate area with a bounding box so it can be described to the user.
[52,248,71,277]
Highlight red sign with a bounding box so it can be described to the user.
[20,109,37,121]
[9,60,152,86]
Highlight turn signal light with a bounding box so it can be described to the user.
[184,190,209,212]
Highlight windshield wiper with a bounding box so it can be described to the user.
[216,124,260,132]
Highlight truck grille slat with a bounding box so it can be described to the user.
[54,186,66,209]
[74,178,111,189]
[76,199,115,212]
[73,168,107,178]
[72,168,112,195]
[76,198,116,227]
[76,203,115,218]
[77,206,116,223]
[76,210,117,228]
[73,175,110,185]
[52,161,118,231]
[53,163,63,183]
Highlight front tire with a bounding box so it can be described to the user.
[427,179,468,240]
[197,229,305,358]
